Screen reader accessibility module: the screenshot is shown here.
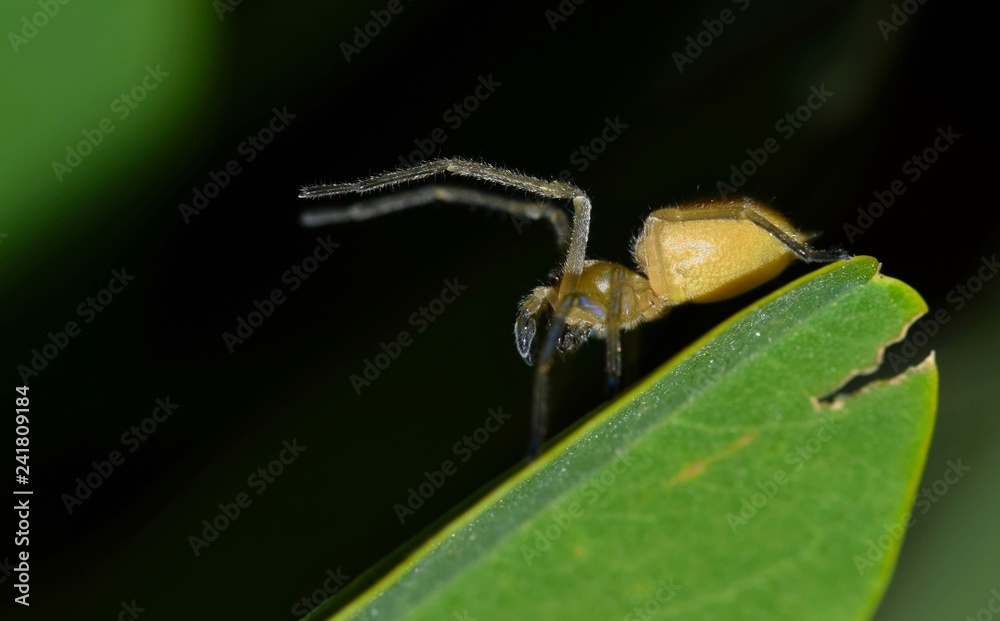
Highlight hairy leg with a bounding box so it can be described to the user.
[301,184,571,250]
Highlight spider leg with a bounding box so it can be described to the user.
[558,196,592,294]
[661,200,851,263]
[743,209,851,263]
[301,185,571,250]
[528,292,581,461]
[300,157,594,280]
[302,158,599,461]
[605,268,626,393]
[742,207,851,263]
[300,157,583,201]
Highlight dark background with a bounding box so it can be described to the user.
[2,1,995,619]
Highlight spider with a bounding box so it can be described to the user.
[298,158,850,460]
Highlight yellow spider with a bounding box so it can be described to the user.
[299,158,849,459]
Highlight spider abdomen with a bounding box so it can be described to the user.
[634,201,803,305]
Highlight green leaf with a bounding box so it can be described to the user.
[311,256,938,621]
